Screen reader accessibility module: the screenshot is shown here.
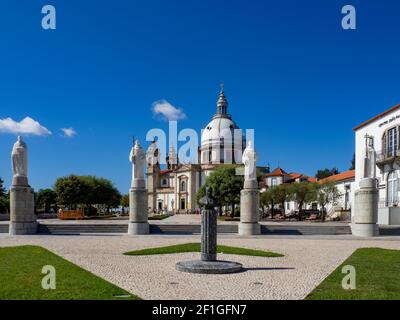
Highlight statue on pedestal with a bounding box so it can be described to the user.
[239,140,261,235]
[129,140,146,187]
[242,141,258,182]
[352,134,379,237]
[199,187,217,210]
[127,138,149,235]
[363,134,376,179]
[9,136,36,235]
[12,136,28,181]
[199,187,217,261]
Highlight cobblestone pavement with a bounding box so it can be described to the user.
[1,234,399,300]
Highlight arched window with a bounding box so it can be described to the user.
[387,171,399,205]
[181,181,186,192]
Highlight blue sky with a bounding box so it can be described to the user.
[1,0,400,193]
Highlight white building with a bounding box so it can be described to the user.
[354,103,400,225]
[261,167,318,215]
[261,167,355,220]
[319,170,355,220]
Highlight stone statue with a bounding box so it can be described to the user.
[363,135,376,179]
[199,187,217,210]
[9,136,37,235]
[12,136,28,178]
[129,140,146,185]
[242,141,258,181]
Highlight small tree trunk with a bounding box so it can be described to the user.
[298,202,303,221]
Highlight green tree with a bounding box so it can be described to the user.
[121,194,129,207]
[260,188,275,216]
[272,184,292,215]
[54,175,121,212]
[289,182,318,221]
[199,165,243,217]
[36,189,57,213]
[317,181,342,222]
[54,175,89,209]
[350,153,355,170]
[0,178,9,213]
[315,168,339,180]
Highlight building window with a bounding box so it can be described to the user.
[271,178,277,187]
[382,127,398,157]
[180,181,186,192]
[161,179,167,186]
[387,171,399,205]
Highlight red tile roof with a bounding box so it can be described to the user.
[265,168,317,183]
[264,167,287,177]
[353,103,400,131]
[319,170,355,184]
[160,169,173,174]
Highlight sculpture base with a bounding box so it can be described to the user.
[12,176,28,187]
[238,222,261,236]
[9,222,37,235]
[9,185,37,235]
[176,260,243,274]
[351,223,379,237]
[127,222,149,235]
[352,177,379,237]
[239,187,260,236]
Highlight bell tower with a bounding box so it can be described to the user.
[166,143,178,170]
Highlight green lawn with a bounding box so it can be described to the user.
[148,214,172,220]
[124,243,283,257]
[306,248,400,300]
[0,245,140,300]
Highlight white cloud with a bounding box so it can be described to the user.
[61,127,77,138]
[151,100,186,121]
[0,117,51,136]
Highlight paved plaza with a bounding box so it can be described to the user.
[1,233,400,300]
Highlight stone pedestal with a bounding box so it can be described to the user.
[351,178,379,237]
[201,209,217,261]
[127,179,149,235]
[239,180,261,236]
[176,189,242,274]
[9,185,37,235]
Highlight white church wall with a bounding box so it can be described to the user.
[355,106,400,225]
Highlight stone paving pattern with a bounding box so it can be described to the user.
[1,233,400,299]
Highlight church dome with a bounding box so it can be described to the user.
[201,116,239,144]
[201,85,241,146]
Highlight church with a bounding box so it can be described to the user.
[145,87,247,214]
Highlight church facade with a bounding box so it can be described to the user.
[146,88,246,214]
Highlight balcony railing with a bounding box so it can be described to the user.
[376,148,400,165]
[379,198,400,208]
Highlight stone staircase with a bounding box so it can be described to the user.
[0,224,9,233]
[0,222,352,235]
[261,224,351,235]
